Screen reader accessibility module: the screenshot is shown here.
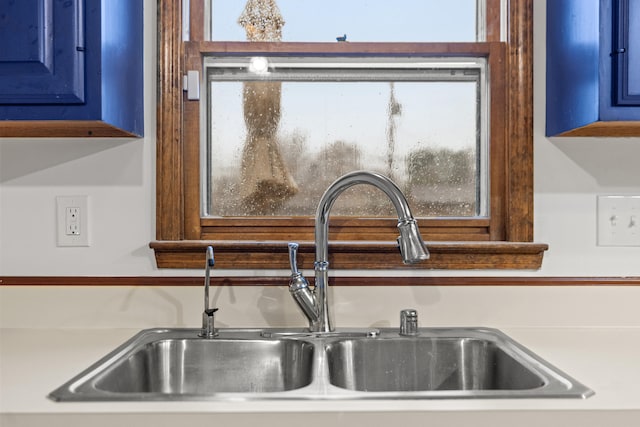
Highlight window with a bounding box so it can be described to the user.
[152,0,547,270]
[207,0,480,43]
[205,56,488,219]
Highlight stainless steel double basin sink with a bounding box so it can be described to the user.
[49,327,593,401]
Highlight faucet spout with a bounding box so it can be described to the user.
[311,171,429,332]
[397,219,430,264]
[199,246,218,338]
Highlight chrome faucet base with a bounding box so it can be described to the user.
[199,308,219,338]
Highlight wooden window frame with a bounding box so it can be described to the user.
[151,0,547,270]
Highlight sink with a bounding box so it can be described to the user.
[325,328,593,398]
[49,327,593,401]
[49,329,314,401]
[94,338,313,394]
[327,337,545,392]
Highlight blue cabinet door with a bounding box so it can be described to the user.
[0,0,143,137]
[546,0,640,136]
[0,0,85,104]
[612,0,640,106]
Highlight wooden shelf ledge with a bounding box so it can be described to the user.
[150,240,548,270]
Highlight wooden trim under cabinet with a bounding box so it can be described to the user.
[0,121,140,138]
[556,121,640,137]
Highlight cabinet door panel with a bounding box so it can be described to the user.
[613,0,640,106]
[0,0,84,104]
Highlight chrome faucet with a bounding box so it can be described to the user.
[199,246,218,338]
[288,171,429,332]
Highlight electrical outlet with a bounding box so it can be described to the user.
[597,195,640,246]
[57,196,89,247]
[66,207,81,235]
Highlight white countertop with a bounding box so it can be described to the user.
[2,326,640,427]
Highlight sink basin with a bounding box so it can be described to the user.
[324,328,593,398]
[95,338,313,394]
[49,329,314,401]
[49,327,593,401]
[327,337,544,392]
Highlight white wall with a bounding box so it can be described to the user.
[1,0,640,277]
[532,0,640,276]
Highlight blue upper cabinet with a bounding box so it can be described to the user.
[546,0,640,137]
[0,0,85,105]
[0,0,143,137]
[612,0,640,106]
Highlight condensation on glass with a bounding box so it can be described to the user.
[206,0,486,43]
[204,57,489,218]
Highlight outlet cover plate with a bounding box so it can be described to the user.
[56,196,89,247]
[597,195,640,246]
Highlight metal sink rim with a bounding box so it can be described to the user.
[48,327,594,401]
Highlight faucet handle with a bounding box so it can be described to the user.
[287,242,319,324]
[288,242,301,274]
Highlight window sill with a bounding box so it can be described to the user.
[150,241,548,270]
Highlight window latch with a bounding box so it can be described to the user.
[183,70,200,100]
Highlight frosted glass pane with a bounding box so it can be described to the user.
[207,79,481,218]
[211,0,479,42]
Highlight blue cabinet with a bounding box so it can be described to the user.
[612,0,640,106]
[0,0,143,137]
[0,0,85,105]
[546,0,640,136]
